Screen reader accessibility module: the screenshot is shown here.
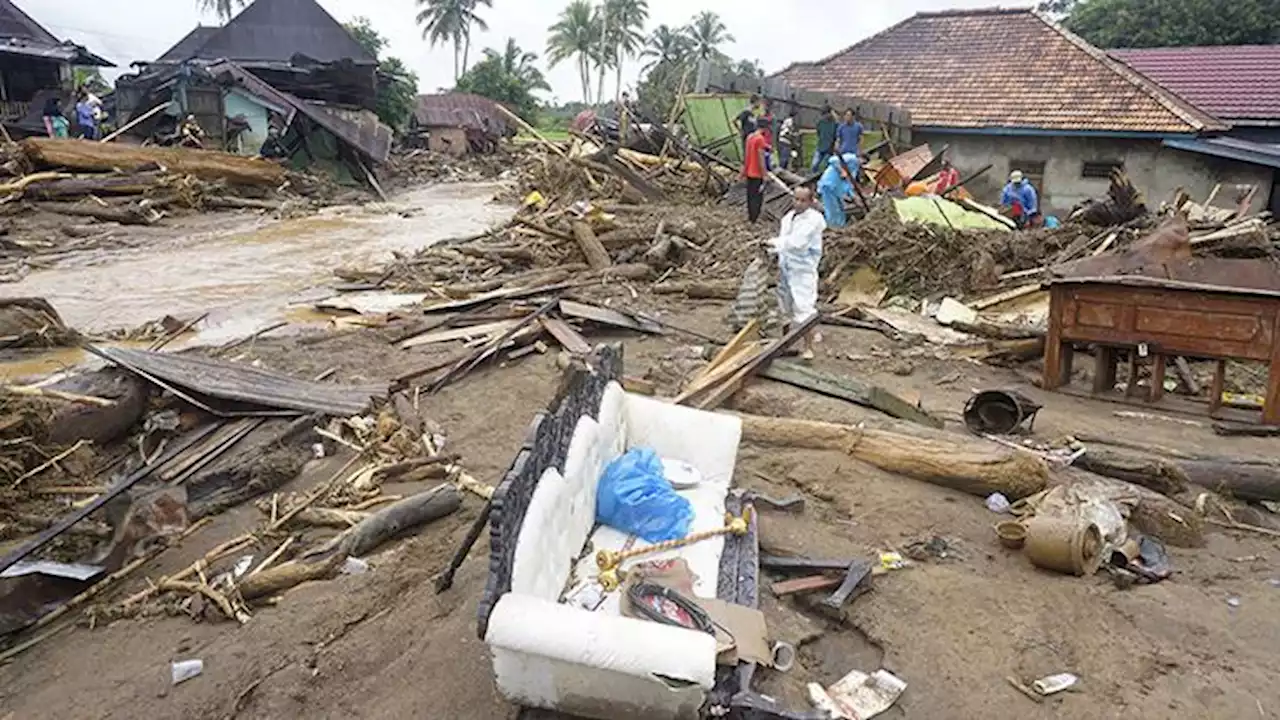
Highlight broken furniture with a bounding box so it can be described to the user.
[1043,275,1280,425]
[479,345,760,720]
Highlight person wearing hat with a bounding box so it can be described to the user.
[1001,170,1040,229]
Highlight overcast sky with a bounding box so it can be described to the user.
[34,0,1018,103]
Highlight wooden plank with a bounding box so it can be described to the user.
[558,299,663,334]
[570,221,612,271]
[759,362,944,428]
[397,319,519,350]
[693,314,820,410]
[771,575,841,597]
[674,342,764,404]
[540,317,592,355]
[705,320,760,375]
[91,346,385,416]
[419,282,574,315]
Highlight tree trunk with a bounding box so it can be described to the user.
[1075,442,1280,503]
[738,414,1050,500]
[571,220,612,271]
[22,138,286,186]
[462,28,472,76]
[454,39,461,82]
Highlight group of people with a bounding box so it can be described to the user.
[738,97,868,230]
[40,89,104,140]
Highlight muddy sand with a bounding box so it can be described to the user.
[0,177,1278,720]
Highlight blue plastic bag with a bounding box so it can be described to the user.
[596,447,694,542]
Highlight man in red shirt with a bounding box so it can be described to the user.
[742,125,771,223]
[933,157,961,195]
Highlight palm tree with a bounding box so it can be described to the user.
[641,24,691,72]
[488,38,551,93]
[547,0,600,104]
[197,0,247,22]
[459,0,493,79]
[603,0,648,102]
[417,0,468,81]
[685,11,734,63]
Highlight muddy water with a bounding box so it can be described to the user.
[2,183,511,345]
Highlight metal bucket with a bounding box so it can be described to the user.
[963,389,1043,435]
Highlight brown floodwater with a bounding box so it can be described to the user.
[0,183,510,379]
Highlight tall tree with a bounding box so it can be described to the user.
[416,0,482,82]
[603,0,648,102]
[345,18,421,132]
[456,38,550,122]
[1051,0,1280,47]
[641,24,692,72]
[547,0,600,104]
[460,0,493,79]
[685,11,733,63]
[196,0,247,22]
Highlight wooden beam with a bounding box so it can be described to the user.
[692,314,820,410]
[759,362,944,428]
[571,220,612,271]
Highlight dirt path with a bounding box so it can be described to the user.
[2,287,1278,720]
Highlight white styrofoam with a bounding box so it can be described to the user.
[487,593,714,719]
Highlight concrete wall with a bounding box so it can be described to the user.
[916,131,1276,216]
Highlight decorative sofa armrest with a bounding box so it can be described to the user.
[486,593,716,719]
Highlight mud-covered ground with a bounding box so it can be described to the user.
[2,283,1279,720]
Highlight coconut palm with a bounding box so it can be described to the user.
[641,24,692,72]
[488,38,551,93]
[685,11,734,63]
[460,0,493,79]
[547,0,600,104]
[603,0,648,102]
[197,0,247,22]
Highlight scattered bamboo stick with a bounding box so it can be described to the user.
[10,440,90,488]
[248,535,296,577]
[1,385,114,407]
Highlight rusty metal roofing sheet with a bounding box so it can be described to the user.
[94,346,386,416]
[185,0,375,65]
[777,8,1224,134]
[414,93,510,133]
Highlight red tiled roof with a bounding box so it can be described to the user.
[1111,46,1280,124]
[777,8,1224,134]
[414,93,509,133]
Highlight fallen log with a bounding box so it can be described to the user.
[203,195,286,212]
[22,172,165,199]
[21,138,286,187]
[1075,443,1280,503]
[652,281,738,300]
[571,220,612,271]
[237,552,344,601]
[738,413,1049,499]
[338,484,461,558]
[33,201,154,226]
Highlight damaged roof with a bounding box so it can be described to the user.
[157,26,220,63]
[1112,46,1280,126]
[415,93,509,132]
[0,0,114,66]
[777,8,1223,135]
[162,0,376,66]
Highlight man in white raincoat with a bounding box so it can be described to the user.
[768,187,827,360]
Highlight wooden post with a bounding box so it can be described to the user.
[1266,315,1280,425]
[101,102,169,143]
[570,221,612,271]
[1210,359,1227,416]
[1042,288,1065,391]
[1093,346,1117,393]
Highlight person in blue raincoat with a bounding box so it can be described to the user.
[817,153,858,228]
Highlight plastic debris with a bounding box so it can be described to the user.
[808,668,907,719]
[341,557,370,575]
[1032,673,1078,696]
[878,552,907,571]
[985,492,1012,514]
[1228,596,1242,608]
[596,447,694,543]
[171,659,204,685]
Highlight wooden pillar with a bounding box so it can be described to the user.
[1042,287,1066,391]
[1265,315,1280,426]
[1093,346,1117,393]
[1150,354,1167,403]
[1210,360,1227,416]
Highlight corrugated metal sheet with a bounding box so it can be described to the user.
[158,27,220,63]
[93,346,386,416]
[0,0,59,45]
[414,93,509,133]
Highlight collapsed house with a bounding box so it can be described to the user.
[410,92,510,155]
[0,0,113,133]
[777,8,1274,216]
[112,0,390,184]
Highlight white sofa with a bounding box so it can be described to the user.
[483,381,743,720]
